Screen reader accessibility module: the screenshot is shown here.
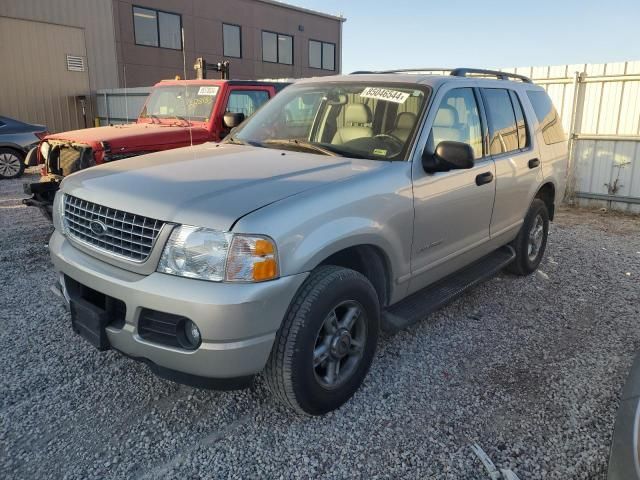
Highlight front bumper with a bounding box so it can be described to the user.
[23,176,61,220]
[49,230,308,382]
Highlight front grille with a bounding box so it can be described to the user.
[47,143,93,176]
[64,194,164,262]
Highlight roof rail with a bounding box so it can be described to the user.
[450,68,532,83]
[350,67,532,83]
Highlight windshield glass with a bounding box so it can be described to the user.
[139,85,218,122]
[230,82,429,160]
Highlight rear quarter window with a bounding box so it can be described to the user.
[526,91,566,145]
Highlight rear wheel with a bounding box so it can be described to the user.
[0,148,25,179]
[264,266,380,415]
[507,198,550,275]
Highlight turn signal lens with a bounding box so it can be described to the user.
[225,235,278,282]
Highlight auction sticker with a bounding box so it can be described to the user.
[198,86,219,96]
[360,87,409,104]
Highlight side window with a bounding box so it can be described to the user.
[429,88,483,159]
[526,90,566,145]
[482,88,519,155]
[226,90,270,117]
[509,90,529,149]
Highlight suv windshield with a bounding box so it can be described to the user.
[230,82,429,160]
[139,85,218,122]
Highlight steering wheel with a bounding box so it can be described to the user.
[373,134,404,155]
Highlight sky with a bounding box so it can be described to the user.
[287,0,640,73]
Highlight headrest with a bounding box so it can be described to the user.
[345,103,372,124]
[434,106,458,127]
[396,112,417,130]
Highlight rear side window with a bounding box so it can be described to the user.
[509,91,529,149]
[526,91,566,145]
[482,88,520,155]
[226,90,270,117]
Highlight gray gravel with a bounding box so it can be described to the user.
[1,171,639,479]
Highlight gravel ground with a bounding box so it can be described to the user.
[1,171,639,479]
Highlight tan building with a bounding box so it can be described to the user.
[0,0,344,133]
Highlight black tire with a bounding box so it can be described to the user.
[0,148,26,179]
[264,266,380,415]
[507,198,550,275]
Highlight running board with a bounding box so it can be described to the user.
[382,246,515,332]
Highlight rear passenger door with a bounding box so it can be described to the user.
[409,86,496,294]
[480,88,543,237]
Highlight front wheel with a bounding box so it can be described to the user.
[264,266,380,415]
[507,198,550,275]
[0,148,25,179]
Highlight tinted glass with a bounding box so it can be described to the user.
[322,43,335,71]
[483,89,519,155]
[226,90,270,117]
[139,85,217,121]
[527,91,566,145]
[262,32,277,62]
[233,83,429,161]
[223,24,241,58]
[133,7,158,47]
[309,40,322,68]
[158,12,181,49]
[509,90,529,149]
[278,34,293,65]
[429,88,483,159]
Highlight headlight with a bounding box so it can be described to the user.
[157,226,278,283]
[54,192,68,235]
[39,141,50,160]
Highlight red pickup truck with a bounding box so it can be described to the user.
[24,78,287,217]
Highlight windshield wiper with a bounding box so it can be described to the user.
[263,139,340,157]
[224,136,264,148]
[149,114,161,124]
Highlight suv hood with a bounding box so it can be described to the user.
[46,123,209,151]
[61,143,389,231]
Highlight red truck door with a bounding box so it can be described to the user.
[216,85,275,140]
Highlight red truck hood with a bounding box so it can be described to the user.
[45,123,210,151]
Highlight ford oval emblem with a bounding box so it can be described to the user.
[90,220,108,237]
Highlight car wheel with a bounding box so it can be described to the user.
[264,265,380,415]
[507,198,549,275]
[0,148,26,179]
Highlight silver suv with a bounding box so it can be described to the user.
[49,68,568,415]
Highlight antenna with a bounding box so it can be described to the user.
[181,27,194,149]
[123,64,129,123]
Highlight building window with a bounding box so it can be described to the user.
[262,31,293,65]
[223,24,241,58]
[309,40,335,71]
[133,6,182,50]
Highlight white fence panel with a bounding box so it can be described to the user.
[516,61,640,213]
[95,87,151,125]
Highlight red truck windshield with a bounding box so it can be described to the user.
[139,85,218,122]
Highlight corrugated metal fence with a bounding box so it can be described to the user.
[95,87,150,126]
[504,61,640,213]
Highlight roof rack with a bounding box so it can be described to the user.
[350,67,532,83]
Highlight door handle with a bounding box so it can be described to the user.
[528,158,540,169]
[475,172,494,186]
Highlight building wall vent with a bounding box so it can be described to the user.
[66,55,86,72]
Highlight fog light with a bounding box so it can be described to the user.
[184,319,201,348]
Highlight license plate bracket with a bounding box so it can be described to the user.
[70,298,111,351]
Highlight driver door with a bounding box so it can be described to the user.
[409,86,496,294]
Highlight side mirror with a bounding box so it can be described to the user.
[422,141,475,173]
[223,112,245,129]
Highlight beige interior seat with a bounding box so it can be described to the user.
[390,112,417,142]
[432,105,463,145]
[332,104,373,145]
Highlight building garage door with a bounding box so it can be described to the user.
[0,17,91,133]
